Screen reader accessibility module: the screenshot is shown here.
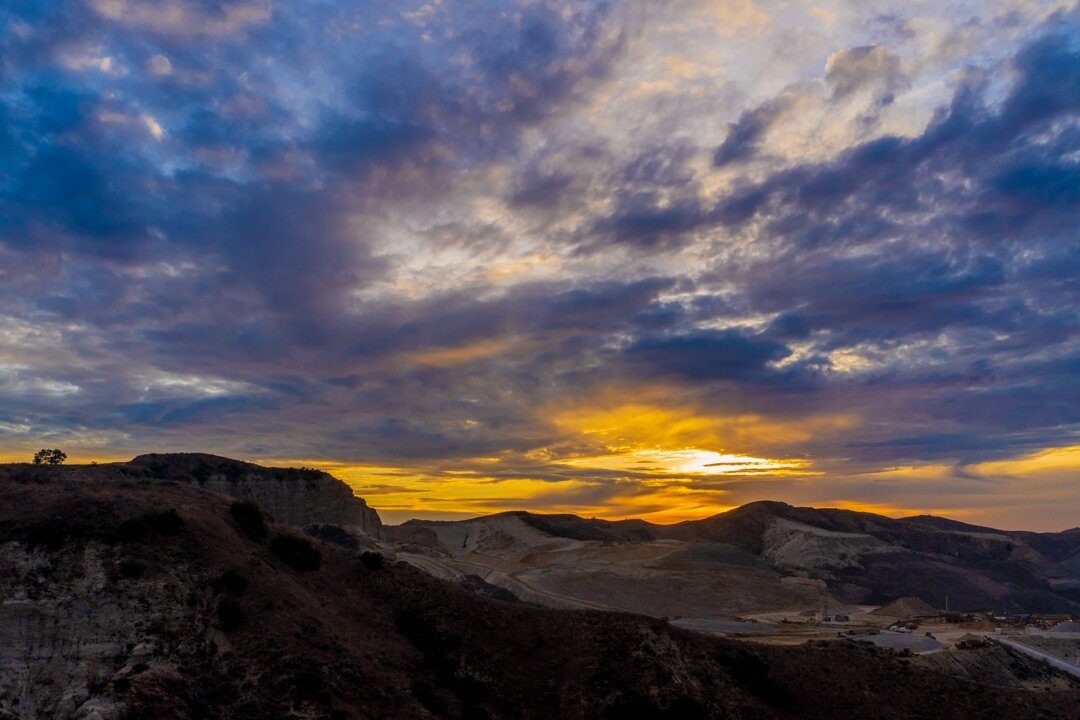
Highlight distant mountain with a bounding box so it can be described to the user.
[3,458,1079,719]
[396,501,1080,614]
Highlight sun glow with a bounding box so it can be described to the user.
[562,448,814,477]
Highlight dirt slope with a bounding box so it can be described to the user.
[398,501,1080,613]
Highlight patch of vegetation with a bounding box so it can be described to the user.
[411,678,450,716]
[230,500,268,541]
[211,568,248,594]
[360,551,385,570]
[395,604,463,680]
[605,694,709,720]
[118,509,185,542]
[119,559,147,578]
[715,647,790,709]
[151,509,184,534]
[270,533,321,572]
[32,448,66,465]
[146,461,169,479]
[25,522,65,552]
[217,597,244,633]
[192,461,212,485]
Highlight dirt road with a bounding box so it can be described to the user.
[992,637,1080,680]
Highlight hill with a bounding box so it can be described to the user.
[395,501,1080,614]
[2,459,1079,719]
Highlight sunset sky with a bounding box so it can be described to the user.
[2,0,1079,530]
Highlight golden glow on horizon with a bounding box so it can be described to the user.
[976,445,1080,475]
[867,445,1080,482]
[5,435,1077,528]
[547,396,856,451]
[562,448,814,477]
[264,394,840,523]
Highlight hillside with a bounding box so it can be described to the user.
[396,501,1080,614]
[2,460,1080,719]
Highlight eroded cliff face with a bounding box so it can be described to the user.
[130,454,383,538]
[0,539,209,720]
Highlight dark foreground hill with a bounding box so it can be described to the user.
[2,460,1080,719]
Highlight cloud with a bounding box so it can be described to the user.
[1,1,1079,528]
[825,45,908,102]
[622,329,792,382]
[88,0,271,38]
[713,96,792,167]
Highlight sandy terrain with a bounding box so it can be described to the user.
[396,513,837,621]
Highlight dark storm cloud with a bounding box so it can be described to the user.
[680,25,1080,462]
[1,0,1079,520]
[622,329,791,382]
[0,0,638,457]
[716,32,1080,245]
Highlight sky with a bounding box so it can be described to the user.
[1,0,1079,530]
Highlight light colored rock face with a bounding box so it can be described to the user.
[0,541,205,720]
[760,518,889,576]
[395,515,835,617]
[195,472,383,538]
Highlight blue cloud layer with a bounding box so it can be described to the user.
[2,0,1079,525]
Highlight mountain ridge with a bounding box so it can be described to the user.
[3,457,1080,719]
[395,500,1080,614]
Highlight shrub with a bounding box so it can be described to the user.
[25,523,65,552]
[119,559,147,578]
[360,551,385,570]
[217,597,244,633]
[117,509,184,542]
[211,569,248,594]
[270,534,321,572]
[118,517,147,542]
[229,501,268,541]
[148,509,184,535]
[192,461,212,485]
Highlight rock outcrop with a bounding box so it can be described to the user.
[129,453,383,538]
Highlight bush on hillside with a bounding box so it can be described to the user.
[218,597,244,633]
[119,559,147,578]
[360,551,385,570]
[25,522,65,552]
[230,500,268,541]
[117,509,185,542]
[270,533,321,572]
[211,568,248,594]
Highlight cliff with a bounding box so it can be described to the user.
[128,453,383,538]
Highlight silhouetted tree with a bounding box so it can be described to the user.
[32,448,66,465]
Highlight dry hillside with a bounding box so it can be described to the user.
[2,459,1079,719]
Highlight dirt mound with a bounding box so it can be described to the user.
[871,597,939,618]
[1051,620,1080,633]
